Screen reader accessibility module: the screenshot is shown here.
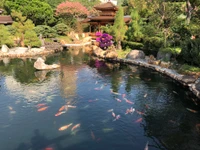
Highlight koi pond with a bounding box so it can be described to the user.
[0,49,200,150]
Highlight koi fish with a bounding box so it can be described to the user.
[59,105,65,111]
[113,115,121,121]
[88,99,98,102]
[91,130,95,140]
[8,106,13,110]
[112,112,116,118]
[122,94,126,98]
[135,118,143,123]
[186,108,198,113]
[144,94,147,98]
[67,105,76,108]
[44,147,54,150]
[59,123,73,131]
[107,109,113,112]
[144,141,149,150]
[36,103,46,108]
[173,91,178,95]
[124,98,134,104]
[37,106,48,112]
[136,110,145,115]
[55,111,66,117]
[71,123,81,131]
[115,98,122,102]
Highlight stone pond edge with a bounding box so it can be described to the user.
[101,56,200,100]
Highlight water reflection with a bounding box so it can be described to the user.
[0,49,200,150]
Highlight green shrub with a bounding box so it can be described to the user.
[122,40,144,50]
[24,30,41,48]
[53,23,70,35]
[179,38,200,66]
[0,25,14,47]
[34,25,57,38]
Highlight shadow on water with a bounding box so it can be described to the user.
[15,129,71,150]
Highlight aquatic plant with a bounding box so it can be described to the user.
[96,32,113,50]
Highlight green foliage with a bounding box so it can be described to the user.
[143,37,163,55]
[117,47,131,59]
[0,25,14,47]
[53,23,70,35]
[112,6,126,49]
[179,38,200,66]
[24,30,41,48]
[159,47,181,55]
[4,0,54,25]
[178,64,200,74]
[122,41,144,50]
[126,8,143,42]
[34,25,57,38]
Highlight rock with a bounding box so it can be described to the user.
[14,47,28,54]
[105,51,118,59]
[34,57,60,70]
[160,61,171,68]
[82,36,92,43]
[93,46,104,57]
[1,44,9,53]
[157,51,172,61]
[126,50,145,60]
[30,48,43,53]
[181,75,196,84]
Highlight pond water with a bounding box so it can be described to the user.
[0,49,200,150]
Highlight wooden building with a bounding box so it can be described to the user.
[0,9,13,25]
[82,2,131,32]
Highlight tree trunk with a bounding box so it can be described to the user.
[117,41,122,50]
[186,0,193,25]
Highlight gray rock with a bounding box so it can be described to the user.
[105,51,118,59]
[14,47,28,54]
[181,75,196,84]
[1,44,9,53]
[157,51,172,61]
[126,50,145,60]
[34,57,60,70]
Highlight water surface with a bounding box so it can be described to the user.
[0,49,200,150]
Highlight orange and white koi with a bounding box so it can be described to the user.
[8,106,13,110]
[91,130,95,140]
[135,118,143,123]
[122,94,126,98]
[55,111,66,117]
[186,108,198,113]
[112,112,116,118]
[136,110,145,115]
[59,105,65,112]
[37,106,48,112]
[113,115,121,121]
[71,123,81,131]
[115,98,122,102]
[59,123,73,131]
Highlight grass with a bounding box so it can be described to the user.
[57,36,72,43]
[116,48,132,59]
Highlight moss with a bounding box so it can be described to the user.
[178,64,200,74]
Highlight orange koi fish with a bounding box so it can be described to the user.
[136,110,145,115]
[71,123,81,131]
[135,118,143,123]
[122,94,126,98]
[44,147,54,150]
[37,106,48,112]
[59,105,65,112]
[124,98,134,104]
[58,123,73,131]
[91,130,95,140]
[37,103,46,108]
[55,111,66,117]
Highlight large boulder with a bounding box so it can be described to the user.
[1,44,9,53]
[93,46,105,57]
[34,57,60,70]
[126,50,145,60]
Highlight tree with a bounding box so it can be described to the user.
[0,25,14,47]
[4,0,54,25]
[24,30,41,48]
[11,11,35,46]
[112,6,126,50]
[56,1,89,28]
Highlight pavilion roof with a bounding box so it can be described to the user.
[94,2,118,11]
[0,15,13,24]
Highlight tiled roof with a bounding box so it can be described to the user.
[0,15,13,24]
[94,2,118,10]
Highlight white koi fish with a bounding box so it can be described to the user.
[112,112,116,118]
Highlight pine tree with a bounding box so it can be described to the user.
[112,6,126,50]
